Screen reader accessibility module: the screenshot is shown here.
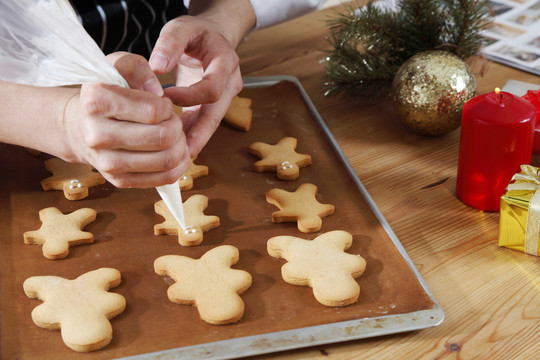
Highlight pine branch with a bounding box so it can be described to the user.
[440,0,492,58]
[323,0,492,99]
[324,2,408,98]
[396,0,446,55]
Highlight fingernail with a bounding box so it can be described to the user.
[143,77,164,96]
[149,53,168,72]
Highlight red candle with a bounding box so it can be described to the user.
[456,88,536,211]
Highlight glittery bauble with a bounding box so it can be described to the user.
[391,51,477,136]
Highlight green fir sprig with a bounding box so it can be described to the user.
[324,0,492,98]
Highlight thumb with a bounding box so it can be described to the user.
[149,23,189,74]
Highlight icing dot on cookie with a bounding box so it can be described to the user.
[281,161,294,170]
[184,226,198,235]
[69,180,82,189]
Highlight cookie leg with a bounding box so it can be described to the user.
[311,274,360,307]
[60,316,114,352]
[196,292,246,325]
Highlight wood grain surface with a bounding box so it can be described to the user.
[0,3,538,360]
[234,4,540,360]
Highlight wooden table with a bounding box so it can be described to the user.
[235,4,540,360]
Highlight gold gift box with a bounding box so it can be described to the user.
[499,169,540,257]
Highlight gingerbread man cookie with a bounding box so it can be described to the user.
[154,245,252,325]
[23,268,126,352]
[179,158,208,191]
[249,137,311,180]
[41,158,106,200]
[154,194,220,246]
[267,230,366,307]
[24,207,97,259]
[223,96,253,131]
[266,183,334,233]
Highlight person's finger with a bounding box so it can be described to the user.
[183,104,224,157]
[93,140,190,176]
[149,20,191,74]
[81,114,184,152]
[100,152,192,189]
[80,83,173,125]
[163,74,239,107]
[106,52,163,96]
[178,106,200,135]
[165,52,240,106]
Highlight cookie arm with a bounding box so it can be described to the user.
[23,276,63,329]
[267,235,294,259]
[154,255,178,276]
[201,245,240,267]
[78,268,122,290]
[23,276,48,299]
[318,230,354,251]
[68,208,97,229]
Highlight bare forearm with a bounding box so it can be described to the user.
[0,80,77,159]
[188,0,256,47]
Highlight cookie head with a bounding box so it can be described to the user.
[178,158,209,191]
[63,179,89,200]
[41,158,106,200]
[178,226,203,246]
[277,161,300,179]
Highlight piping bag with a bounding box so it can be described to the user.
[0,0,186,228]
[156,182,186,229]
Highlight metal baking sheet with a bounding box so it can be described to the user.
[0,76,443,360]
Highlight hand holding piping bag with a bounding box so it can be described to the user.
[0,1,189,226]
[101,52,189,229]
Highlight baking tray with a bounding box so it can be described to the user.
[0,76,444,360]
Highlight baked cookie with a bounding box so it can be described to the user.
[41,158,106,200]
[249,137,311,180]
[179,158,208,191]
[24,207,97,260]
[267,230,366,307]
[154,194,220,246]
[172,103,183,117]
[266,183,334,233]
[23,268,126,352]
[154,245,252,325]
[223,96,253,131]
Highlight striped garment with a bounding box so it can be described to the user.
[69,0,188,58]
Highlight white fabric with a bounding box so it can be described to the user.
[0,0,127,88]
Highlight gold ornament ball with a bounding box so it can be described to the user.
[390,50,477,136]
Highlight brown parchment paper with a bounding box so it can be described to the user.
[0,81,433,359]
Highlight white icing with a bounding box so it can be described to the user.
[69,179,81,189]
[281,161,293,170]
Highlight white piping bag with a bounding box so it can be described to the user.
[0,0,186,228]
[156,181,186,229]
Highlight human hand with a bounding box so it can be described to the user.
[149,15,244,158]
[63,52,191,188]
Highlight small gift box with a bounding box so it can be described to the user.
[498,165,540,256]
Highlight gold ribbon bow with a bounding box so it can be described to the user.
[506,164,540,255]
